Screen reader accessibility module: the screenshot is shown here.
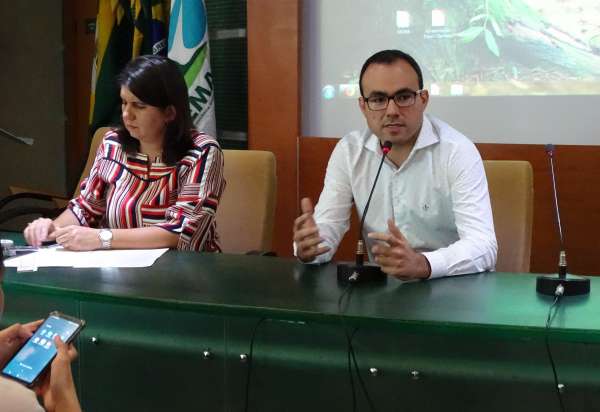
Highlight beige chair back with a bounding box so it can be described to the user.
[216,150,277,253]
[74,127,111,198]
[484,160,534,272]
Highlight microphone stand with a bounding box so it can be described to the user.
[337,141,391,283]
[0,127,34,146]
[536,144,590,296]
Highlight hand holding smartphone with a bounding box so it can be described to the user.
[1,311,85,387]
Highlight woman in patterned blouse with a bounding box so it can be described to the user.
[24,55,225,252]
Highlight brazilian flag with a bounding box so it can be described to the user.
[89,0,169,136]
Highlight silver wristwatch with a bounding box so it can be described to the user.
[98,229,113,249]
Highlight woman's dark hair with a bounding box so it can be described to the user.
[359,50,423,97]
[116,55,194,164]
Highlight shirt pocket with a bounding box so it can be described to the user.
[404,188,446,220]
[399,189,454,244]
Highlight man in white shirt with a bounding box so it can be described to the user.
[293,49,497,280]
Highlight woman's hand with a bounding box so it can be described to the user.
[0,320,43,367]
[54,226,101,251]
[36,336,82,412]
[24,218,56,247]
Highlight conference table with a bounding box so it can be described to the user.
[1,234,599,411]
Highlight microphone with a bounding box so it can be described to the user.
[536,144,590,296]
[337,141,392,283]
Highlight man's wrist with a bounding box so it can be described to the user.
[297,252,316,263]
[418,254,432,279]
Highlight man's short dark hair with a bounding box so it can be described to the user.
[359,50,423,97]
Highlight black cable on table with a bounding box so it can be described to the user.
[338,284,377,412]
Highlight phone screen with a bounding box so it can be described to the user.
[2,313,83,386]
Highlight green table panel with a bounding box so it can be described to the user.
[78,301,225,412]
[4,254,599,340]
[225,316,349,411]
[2,232,600,411]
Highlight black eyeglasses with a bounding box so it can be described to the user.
[363,89,425,111]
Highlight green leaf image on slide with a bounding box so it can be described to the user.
[387,0,600,95]
[424,0,600,95]
[454,0,503,57]
[457,26,484,43]
[484,29,500,57]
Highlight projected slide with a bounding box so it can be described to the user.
[317,0,600,99]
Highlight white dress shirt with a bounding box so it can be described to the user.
[302,114,497,278]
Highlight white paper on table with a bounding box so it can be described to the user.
[4,247,168,268]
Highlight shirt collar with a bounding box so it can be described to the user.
[363,114,439,154]
[414,114,439,151]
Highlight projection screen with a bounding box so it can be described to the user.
[302,0,600,144]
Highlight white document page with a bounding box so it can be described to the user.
[4,247,169,269]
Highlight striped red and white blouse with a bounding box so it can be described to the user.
[68,129,225,252]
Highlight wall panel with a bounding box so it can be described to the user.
[247,0,301,256]
[63,0,96,191]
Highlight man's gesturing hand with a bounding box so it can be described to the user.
[368,219,431,280]
[293,198,330,262]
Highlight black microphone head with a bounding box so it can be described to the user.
[545,144,555,156]
[382,141,392,154]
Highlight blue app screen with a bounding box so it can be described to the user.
[2,315,80,385]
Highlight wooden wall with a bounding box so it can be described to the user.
[477,144,600,274]
[63,0,96,191]
[247,0,301,257]
[248,0,600,275]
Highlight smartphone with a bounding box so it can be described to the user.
[1,311,85,387]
